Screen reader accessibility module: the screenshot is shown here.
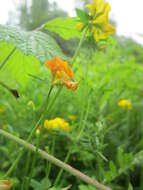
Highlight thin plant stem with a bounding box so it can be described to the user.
[77,95,91,139]
[46,137,56,178]
[0,129,112,190]
[54,150,71,186]
[71,26,88,67]
[54,33,91,186]
[21,151,32,190]
[25,135,40,190]
[3,85,54,178]
[54,96,91,187]
[0,47,17,70]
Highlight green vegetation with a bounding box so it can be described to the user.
[0,0,143,190]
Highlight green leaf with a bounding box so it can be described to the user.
[109,161,117,176]
[0,24,66,87]
[0,42,41,88]
[45,17,81,40]
[117,147,124,168]
[128,183,133,190]
[0,24,66,63]
[76,8,90,22]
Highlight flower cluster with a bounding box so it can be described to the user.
[77,0,115,41]
[118,99,132,110]
[44,118,70,132]
[45,57,79,91]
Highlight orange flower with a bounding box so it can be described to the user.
[45,57,79,91]
[63,80,79,91]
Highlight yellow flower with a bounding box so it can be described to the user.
[68,115,76,121]
[45,57,79,91]
[0,180,13,190]
[77,0,115,42]
[0,106,6,113]
[44,118,70,132]
[118,99,132,110]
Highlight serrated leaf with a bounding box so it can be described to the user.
[0,24,66,63]
[45,17,81,40]
[76,8,90,22]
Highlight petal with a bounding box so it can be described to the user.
[63,80,79,91]
[94,3,111,24]
[103,23,116,35]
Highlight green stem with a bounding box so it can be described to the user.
[71,26,88,67]
[3,85,54,178]
[0,47,16,70]
[21,151,32,190]
[54,150,71,186]
[77,95,91,139]
[25,136,40,190]
[46,137,56,178]
[0,129,112,190]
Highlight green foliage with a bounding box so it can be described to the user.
[45,17,81,40]
[0,25,65,63]
[76,8,90,22]
[30,178,51,190]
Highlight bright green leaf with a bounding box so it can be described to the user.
[76,8,90,22]
[45,17,81,40]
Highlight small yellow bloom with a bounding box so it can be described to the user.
[0,180,13,190]
[68,115,76,121]
[118,99,132,110]
[0,106,6,113]
[44,118,70,132]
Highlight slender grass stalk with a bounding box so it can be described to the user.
[0,129,112,190]
[54,30,90,186]
[0,47,16,70]
[54,150,71,186]
[25,135,40,190]
[3,85,54,178]
[21,151,32,190]
[54,96,91,187]
[46,137,56,178]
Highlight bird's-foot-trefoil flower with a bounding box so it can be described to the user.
[76,0,115,42]
[45,57,79,91]
[118,99,132,110]
[44,118,70,132]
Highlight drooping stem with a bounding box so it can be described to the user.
[0,129,112,190]
[3,85,54,178]
[0,47,17,70]
[71,26,88,67]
